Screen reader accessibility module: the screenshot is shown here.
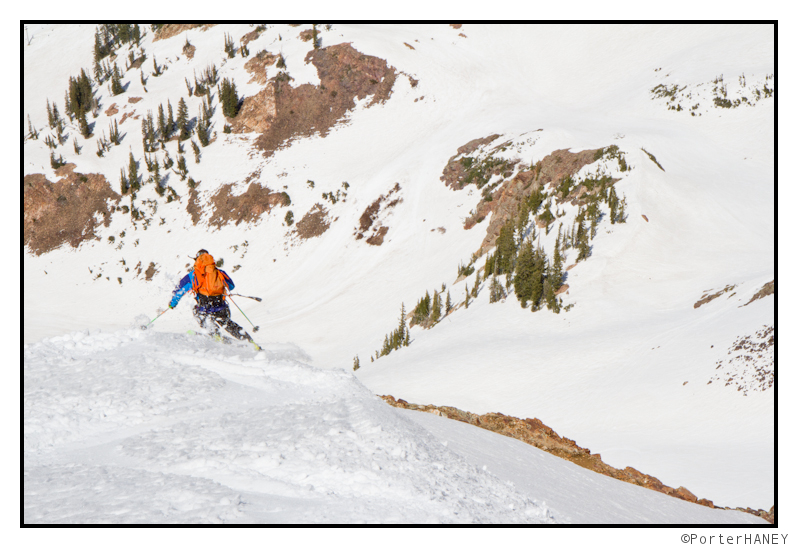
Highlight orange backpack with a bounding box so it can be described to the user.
[192,253,227,297]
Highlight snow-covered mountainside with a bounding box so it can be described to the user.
[24,24,774,523]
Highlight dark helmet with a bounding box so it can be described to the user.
[195,249,209,259]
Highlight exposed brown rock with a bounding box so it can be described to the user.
[144,262,158,281]
[233,43,398,157]
[207,182,288,228]
[299,29,315,42]
[295,203,331,239]
[24,165,120,255]
[355,183,402,244]
[244,50,279,85]
[642,214,649,222]
[744,280,774,306]
[555,284,569,296]
[105,103,118,116]
[186,187,201,225]
[378,395,765,517]
[153,24,213,42]
[474,147,603,255]
[694,284,736,309]
[404,42,415,50]
[128,97,143,104]
[240,28,262,47]
[366,226,389,246]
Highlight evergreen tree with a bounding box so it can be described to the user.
[398,303,407,343]
[68,69,94,118]
[128,152,139,191]
[577,218,590,262]
[551,233,564,292]
[191,140,201,163]
[176,98,190,140]
[46,99,55,128]
[176,154,187,180]
[167,100,175,138]
[111,63,124,95]
[471,271,480,298]
[78,110,91,138]
[157,103,166,140]
[489,274,506,303]
[109,119,120,145]
[224,32,235,58]
[49,151,66,169]
[73,137,81,155]
[430,291,442,323]
[445,290,453,314]
[544,278,559,313]
[353,356,360,371]
[495,222,517,275]
[120,167,129,194]
[513,240,537,308]
[220,78,240,118]
[464,284,470,309]
[27,115,38,140]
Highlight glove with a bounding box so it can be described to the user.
[168,303,175,309]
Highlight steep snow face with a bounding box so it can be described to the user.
[23,330,764,524]
[24,23,774,513]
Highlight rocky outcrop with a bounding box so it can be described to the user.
[355,183,402,245]
[24,165,120,255]
[207,182,288,228]
[233,43,397,157]
[744,280,774,306]
[379,395,773,522]
[470,147,605,255]
[295,204,332,239]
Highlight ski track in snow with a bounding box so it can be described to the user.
[24,329,556,524]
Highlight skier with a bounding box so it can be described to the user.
[169,249,258,347]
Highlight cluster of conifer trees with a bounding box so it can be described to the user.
[364,167,630,367]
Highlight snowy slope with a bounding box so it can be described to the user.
[24,23,774,516]
[23,329,764,524]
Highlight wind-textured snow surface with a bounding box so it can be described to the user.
[23,329,763,524]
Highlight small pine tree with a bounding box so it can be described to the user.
[398,303,407,342]
[514,240,536,308]
[27,115,38,140]
[157,103,166,140]
[176,154,188,180]
[78,110,91,138]
[472,271,480,298]
[119,167,129,194]
[128,152,139,191]
[219,78,240,118]
[551,234,564,292]
[490,274,506,303]
[109,119,120,145]
[167,100,175,137]
[464,284,470,309]
[224,32,236,58]
[111,63,124,95]
[73,138,81,155]
[176,98,189,140]
[46,99,55,128]
[353,356,360,371]
[191,140,201,163]
[445,290,453,314]
[430,291,441,323]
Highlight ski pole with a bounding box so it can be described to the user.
[228,295,260,332]
[142,308,169,330]
[228,293,262,302]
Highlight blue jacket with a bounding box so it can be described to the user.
[170,270,235,311]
